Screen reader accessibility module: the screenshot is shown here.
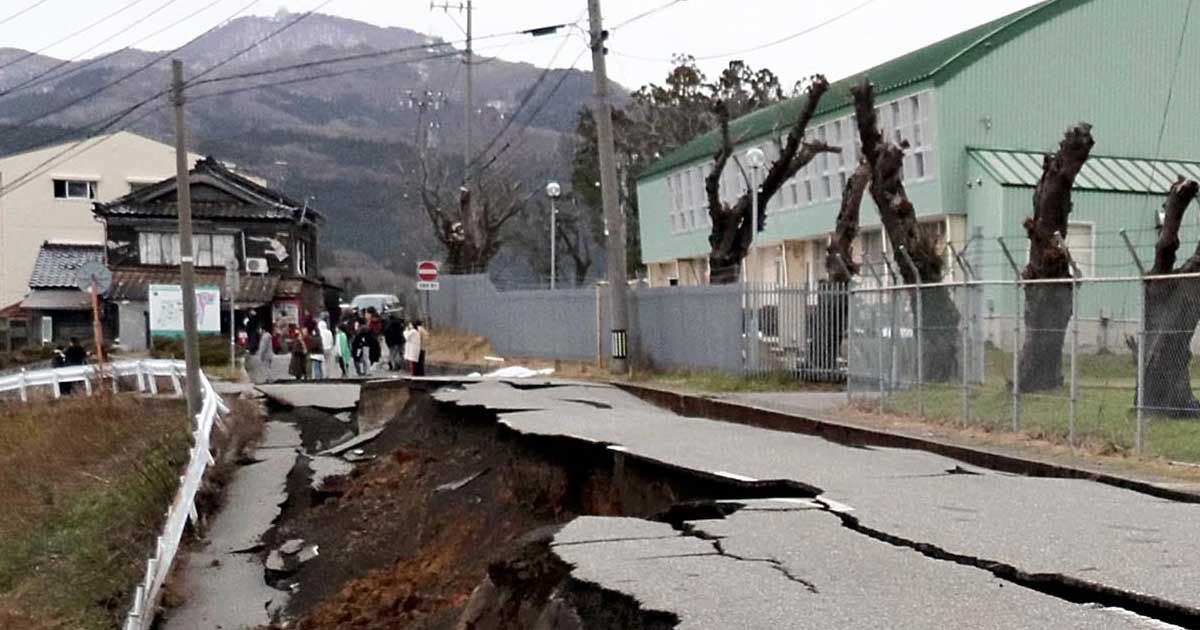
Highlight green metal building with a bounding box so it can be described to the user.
[635,0,1200,345]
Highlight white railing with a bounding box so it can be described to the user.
[0,359,228,630]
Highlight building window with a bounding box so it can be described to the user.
[139,232,236,267]
[53,179,97,200]
[1065,222,1094,277]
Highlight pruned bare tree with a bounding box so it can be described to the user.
[705,75,838,284]
[1019,124,1094,391]
[1141,178,1200,416]
[851,79,959,382]
[825,163,871,283]
[407,103,529,275]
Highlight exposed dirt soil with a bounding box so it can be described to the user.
[265,386,798,629]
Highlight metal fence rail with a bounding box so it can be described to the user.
[0,359,228,630]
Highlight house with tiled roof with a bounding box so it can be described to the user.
[18,241,106,345]
[93,157,325,350]
[636,0,1200,342]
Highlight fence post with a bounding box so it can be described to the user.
[1136,280,1146,454]
[948,242,972,425]
[1053,231,1082,447]
[897,247,924,417]
[865,258,886,413]
[997,237,1023,432]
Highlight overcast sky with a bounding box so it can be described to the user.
[2,0,1043,89]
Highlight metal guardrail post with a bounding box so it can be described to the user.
[997,237,1023,432]
[18,368,27,402]
[896,246,924,416]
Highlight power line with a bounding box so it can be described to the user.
[0,0,189,99]
[0,0,145,73]
[465,27,578,175]
[187,0,337,83]
[691,0,878,61]
[475,46,589,177]
[610,0,686,31]
[0,0,52,27]
[0,0,262,146]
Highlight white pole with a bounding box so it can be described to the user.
[748,164,760,373]
[550,196,557,290]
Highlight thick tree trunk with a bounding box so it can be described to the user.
[706,77,835,285]
[1018,124,1094,391]
[809,163,870,378]
[1141,178,1200,416]
[852,79,960,383]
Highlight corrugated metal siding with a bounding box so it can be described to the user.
[938,0,1200,212]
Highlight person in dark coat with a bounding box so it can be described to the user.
[351,324,370,376]
[383,316,406,371]
[64,337,86,366]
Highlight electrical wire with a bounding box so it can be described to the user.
[0,0,52,27]
[0,0,189,99]
[609,0,687,31]
[474,46,588,176]
[465,28,577,175]
[187,0,336,83]
[0,0,146,73]
[0,0,262,146]
[690,0,878,61]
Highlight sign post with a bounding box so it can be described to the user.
[225,260,240,373]
[76,262,112,388]
[416,261,440,325]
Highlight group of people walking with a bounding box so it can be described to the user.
[252,307,428,380]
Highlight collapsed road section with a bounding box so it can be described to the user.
[174,377,1199,629]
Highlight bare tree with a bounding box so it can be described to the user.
[407,103,529,275]
[706,75,838,284]
[1018,124,1094,391]
[1141,178,1200,416]
[851,79,959,382]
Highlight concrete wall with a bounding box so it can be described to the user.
[0,131,199,308]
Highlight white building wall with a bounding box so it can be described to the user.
[0,131,200,307]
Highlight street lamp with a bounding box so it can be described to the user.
[546,181,562,290]
[744,147,766,373]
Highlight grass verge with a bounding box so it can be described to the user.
[0,395,190,630]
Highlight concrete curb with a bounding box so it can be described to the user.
[612,382,1200,505]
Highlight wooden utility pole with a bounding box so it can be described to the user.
[172,59,202,419]
[430,0,473,189]
[587,0,630,373]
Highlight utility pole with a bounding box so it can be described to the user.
[429,1,473,189]
[587,0,631,374]
[172,60,202,419]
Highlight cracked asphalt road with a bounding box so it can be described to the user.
[432,379,1200,628]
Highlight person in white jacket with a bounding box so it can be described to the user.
[403,321,422,375]
[318,320,336,379]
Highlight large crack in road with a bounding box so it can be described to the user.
[184,377,1200,629]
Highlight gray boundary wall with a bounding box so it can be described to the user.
[429,275,746,371]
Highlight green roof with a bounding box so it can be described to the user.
[638,0,1082,181]
[969,148,1200,193]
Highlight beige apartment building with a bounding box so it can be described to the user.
[0,131,199,308]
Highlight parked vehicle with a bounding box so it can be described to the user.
[350,293,403,316]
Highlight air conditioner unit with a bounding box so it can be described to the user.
[244,257,269,274]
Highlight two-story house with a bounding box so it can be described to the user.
[93,157,324,350]
[636,0,1200,345]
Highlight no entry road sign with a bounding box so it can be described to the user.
[417,260,439,282]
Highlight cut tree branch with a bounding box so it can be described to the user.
[1153,178,1200,275]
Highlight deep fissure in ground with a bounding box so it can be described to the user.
[259,383,1199,629]
[260,385,816,629]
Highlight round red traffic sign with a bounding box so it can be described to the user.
[417,260,439,282]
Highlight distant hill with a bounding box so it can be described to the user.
[0,11,623,282]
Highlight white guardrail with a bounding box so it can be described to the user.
[0,359,229,630]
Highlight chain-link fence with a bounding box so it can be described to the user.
[848,271,1200,461]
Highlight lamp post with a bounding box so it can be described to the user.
[546,181,561,290]
[745,147,765,373]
